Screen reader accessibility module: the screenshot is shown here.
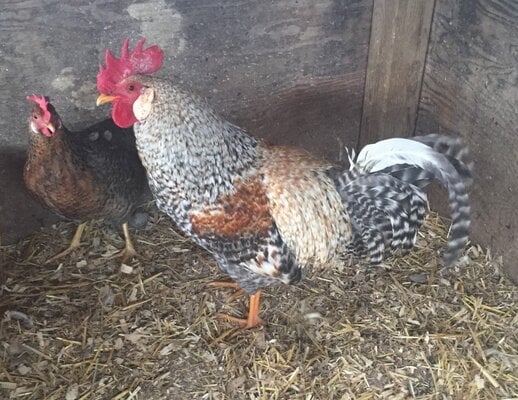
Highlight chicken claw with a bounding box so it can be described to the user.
[217,291,263,329]
[206,280,245,303]
[109,222,139,264]
[45,223,86,264]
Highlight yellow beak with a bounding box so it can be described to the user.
[96,93,117,106]
[47,122,56,134]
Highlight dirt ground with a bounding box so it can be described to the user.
[1,208,517,400]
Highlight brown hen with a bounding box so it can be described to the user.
[25,95,148,264]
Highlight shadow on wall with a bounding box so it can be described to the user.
[0,146,58,245]
[0,75,363,246]
[235,74,364,163]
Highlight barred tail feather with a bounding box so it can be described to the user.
[329,169,428,264]
[354,135,471,266]
[412,134,474,186]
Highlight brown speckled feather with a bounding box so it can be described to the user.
[260,146,352,266]
[24,134,107,220]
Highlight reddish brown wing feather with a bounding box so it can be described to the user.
[190,176,272,239]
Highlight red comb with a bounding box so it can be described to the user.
[27,95,51,122]
[97,38,164,93]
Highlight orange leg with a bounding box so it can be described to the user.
[217,291,263,329]
[206,280,245,303]
[206,280,240,290]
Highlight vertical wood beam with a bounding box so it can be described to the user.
[359,0,435,147]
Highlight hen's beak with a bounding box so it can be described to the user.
[46,122,56,134]
[96,93,116,106]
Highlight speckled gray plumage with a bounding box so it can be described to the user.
[125,75,472,294]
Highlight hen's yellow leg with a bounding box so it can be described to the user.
[111,223,138,264]
[217,291,264,329]
[46,222,86,264]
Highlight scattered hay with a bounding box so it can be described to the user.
[0,208,517,399]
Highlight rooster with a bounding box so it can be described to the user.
[25,95,148,264]
[96,39,472,328]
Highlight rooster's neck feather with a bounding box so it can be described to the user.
[132,78,259,211]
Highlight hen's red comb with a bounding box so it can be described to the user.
[97,38,164,93]
[27,95,51,122]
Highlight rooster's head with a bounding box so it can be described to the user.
[96,38,163,128]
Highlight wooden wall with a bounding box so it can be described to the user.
[0,0,372,244]
[416,0,518,282]
[360,0,435,145]
[1,0,515,285]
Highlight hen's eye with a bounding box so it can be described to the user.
[128,84,135,91]
[33,115,38,120]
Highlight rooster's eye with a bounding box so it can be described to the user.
[33,115,38,120]
[128,85,135,91]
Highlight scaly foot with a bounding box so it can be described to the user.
[217,291,263,329]
[109,222,138,264]
[206,280,245,303]
[45,223,86,264]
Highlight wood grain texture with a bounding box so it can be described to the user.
[416,0,518,282]
[360,0,435,147]
[237,73,365,162]
[0,0,372,243]
[0,0,372,147]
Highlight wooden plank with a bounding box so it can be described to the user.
[237,72,365,162]
[0,0,372,148]
[359,0,435,147]
[416,0,518,283]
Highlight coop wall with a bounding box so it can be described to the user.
[416,0,518,282]
[0,0,516,282]
[0,0,372,245]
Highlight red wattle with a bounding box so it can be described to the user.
[112,101,137,128]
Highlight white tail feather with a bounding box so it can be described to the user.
[356,138,444,174]
[354,136,471,266]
